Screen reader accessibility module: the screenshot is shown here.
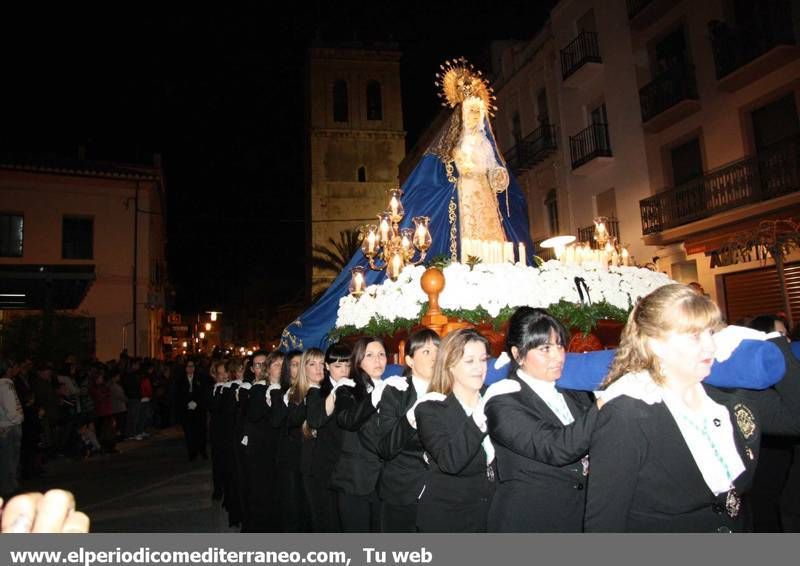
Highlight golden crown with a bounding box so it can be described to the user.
[435,57,497,117]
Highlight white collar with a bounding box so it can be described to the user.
[516,368,558,395]
[661,384,745,495]
[411,374,428,396]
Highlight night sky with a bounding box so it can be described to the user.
[2,2,554,320]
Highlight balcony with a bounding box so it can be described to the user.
[710,15,800,92]
[560,31,603,88]
[640,136,800,236]
[577,217,621,249]
[533,238,557,262]
[505,124,558,175]
[569,123,613,175]
[639,64,700,133]
[627,0,679,32]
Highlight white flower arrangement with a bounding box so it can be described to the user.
[334,260,675,332]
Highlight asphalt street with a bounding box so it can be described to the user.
[19,427,233,532]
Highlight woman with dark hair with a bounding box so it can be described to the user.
[243,350,283,531]
[328,336,401,532]
[221,358,245,529]
[413,328,514,532]
[209,360,229,501]
[585,284,800,532]
[376,328,441,532]
[749,314,790,339]
[484,307,598,532]
[305,342,351,532]
[271,349,321,532]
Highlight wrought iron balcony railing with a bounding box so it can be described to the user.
[533,239,557,262]
[505,124,558,174]
[577,217,621,249]
[709,5,797,80]
[639,63,699,123]
[560,31,602,80]
[569,123,612,170]
[640,136,800,235]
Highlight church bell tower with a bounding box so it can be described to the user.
[305,44,407,299]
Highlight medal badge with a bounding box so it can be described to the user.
[733,403,756,440]
[725,489,741,518]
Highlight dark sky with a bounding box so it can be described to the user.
[2,2,554,318]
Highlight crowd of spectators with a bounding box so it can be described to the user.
[0,351,210,500]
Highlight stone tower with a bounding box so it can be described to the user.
[306,44,406,299]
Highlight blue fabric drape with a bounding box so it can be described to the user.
[280,147,534,352]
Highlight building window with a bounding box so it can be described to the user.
[333,80,349,123]
[0,214,23,257]
[62,216,93,259]
[536,88,550,126]
[596,187,618,219]
[545,189,559,235]
[366,80,383,121]
[752,93,800,151]
[653,26,690,73]
[512,111,523,147]
[590,101,608,126]
[357,166,367,182]
[670,138,703,186]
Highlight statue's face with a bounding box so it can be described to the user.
[462,97,485,131]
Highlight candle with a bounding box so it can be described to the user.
[415,224,426,247]
[504,242,513,263]
[518,243,526,266]
[354,271,364,293]
[599,251,609,271]
[380,218,390,243]
[390,195,399,217]
[621,247,630,266]
[367,231,376,254]
[391,253,403,278]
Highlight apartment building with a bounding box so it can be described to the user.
[0,155,168,360]
[493,0,800,323]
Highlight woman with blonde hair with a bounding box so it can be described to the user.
[585,284,800,532]
[272,348,323,531]
[413,328,516,532]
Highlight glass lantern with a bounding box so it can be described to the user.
[349,266,367,298]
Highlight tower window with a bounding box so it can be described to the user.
[357,166,366,182]
[367,80,383,121]
[333,80,348,123]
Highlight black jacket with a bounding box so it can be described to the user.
[415,393,495,532]
[485,374,597,532]
[584,337,800,532]
[173,373,210,420]
[328,379,382,496]
[305,379,343,486]
[376,376,426,506]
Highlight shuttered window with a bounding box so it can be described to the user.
[722,261,800,323]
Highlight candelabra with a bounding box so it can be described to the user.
[350,188,432,294]
[593,216,630,267]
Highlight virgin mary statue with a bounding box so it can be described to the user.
[281,58,534,351]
